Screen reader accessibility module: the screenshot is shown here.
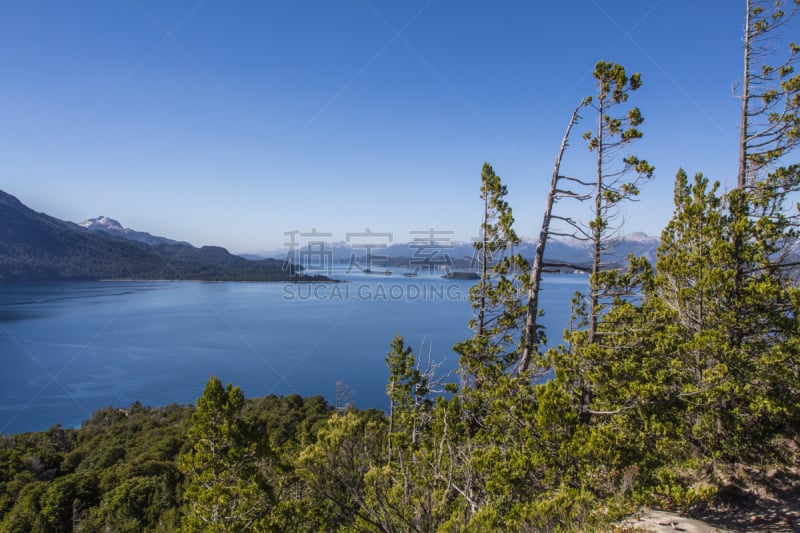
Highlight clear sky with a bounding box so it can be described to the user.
[0,1,752,253]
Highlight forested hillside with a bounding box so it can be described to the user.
[0,190,309,282]
[0,394,334,532]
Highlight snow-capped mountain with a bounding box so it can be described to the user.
[0,191,304,281]
[79,216,189,247]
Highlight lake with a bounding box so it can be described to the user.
[0,269,588,434]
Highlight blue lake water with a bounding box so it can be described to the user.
[0,269,588,434]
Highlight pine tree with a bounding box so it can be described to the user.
[738,0,800,188]
[178,376,275,532]
[446,164,561,528]
[454,162,529,389]
[561,62,654,424]
[582,61,653,348]
[655,170,800,459]
[385,334,438,460]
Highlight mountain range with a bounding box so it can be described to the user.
[0,188,661,281]
[254,232,660,272]
[0,190,310,282]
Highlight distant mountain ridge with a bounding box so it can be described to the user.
[249,232,660,270]
[0,189,313,282]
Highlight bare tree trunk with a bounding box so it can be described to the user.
[477,191,489,338]
[579,99,605,425]
[387,389,395,465]
[734,1,753,351]
[588,99,604,347]
[738,0,752,188]
[518,102,583,374]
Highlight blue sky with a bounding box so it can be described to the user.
[0,1,750,252]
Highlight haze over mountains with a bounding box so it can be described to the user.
[0,188,661,281]
[251,232,660,271]
[0,190,303,282]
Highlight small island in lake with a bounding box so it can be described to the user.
[442,271,480,280]
[363,268,392,275]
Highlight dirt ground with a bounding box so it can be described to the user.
[623,509,734,532]
[623,465,800,532]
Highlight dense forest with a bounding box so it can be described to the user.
[2,1,800,531]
